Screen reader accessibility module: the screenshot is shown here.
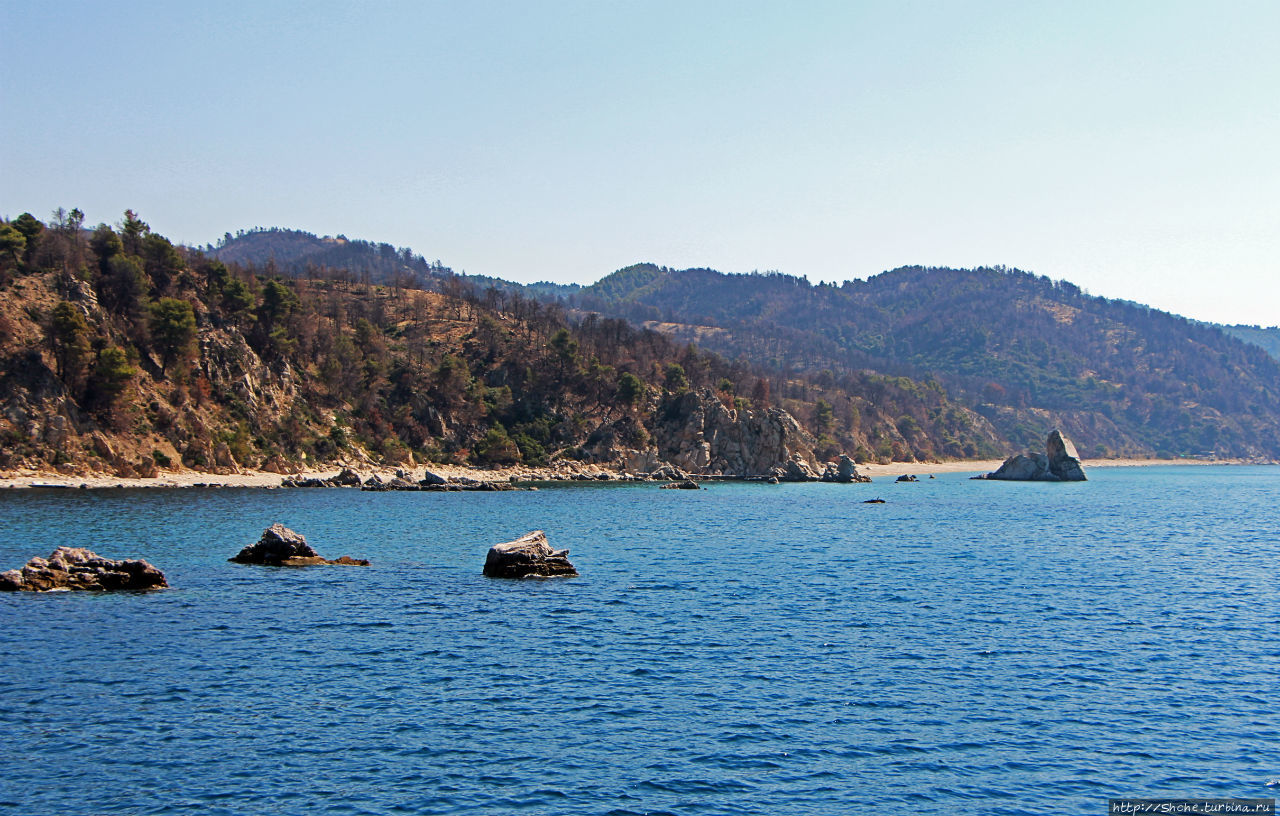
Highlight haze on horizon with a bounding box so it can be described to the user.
[2,1,1278,327]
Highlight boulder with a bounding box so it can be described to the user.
[647,464,687,481]
[979,430,1087,482]
[483,530,577,578]
[777,453,820,482]
[896,474,918,482]
[660,479,702,490]
[230,523,370,566]
[332,468,363,487]
[0,547,168,592]
[821,454,870,483]
[419,469,448,486]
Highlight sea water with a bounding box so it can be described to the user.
[0,466,1277,815]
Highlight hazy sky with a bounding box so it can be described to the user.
[3,1,1277,326]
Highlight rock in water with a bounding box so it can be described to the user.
[483,530,578,578]
[0,547,168,592]
[1046,429,1087,481]
[821,454,871,483]
[980,430,1088,482]
[230,523,370,566]
[660,479,702,490]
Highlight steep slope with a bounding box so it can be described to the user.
[1,212,1005,476]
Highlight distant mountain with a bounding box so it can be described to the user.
[567,264,1280,459]
[1220,325,1280,361]
[211,227,580,301]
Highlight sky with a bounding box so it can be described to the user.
[2,1,1278,326]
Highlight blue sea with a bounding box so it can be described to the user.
[1,466,1278,816]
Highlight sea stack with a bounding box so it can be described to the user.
[979,429,1087,482]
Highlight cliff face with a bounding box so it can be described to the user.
[652,389,818,476]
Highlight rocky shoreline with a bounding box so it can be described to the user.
[0,456,1263,490]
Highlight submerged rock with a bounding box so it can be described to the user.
[0,547,168,592]
[483,530,577,578]
[979,429,1088,482]
[660,479,702,490]
[230,523,370,566]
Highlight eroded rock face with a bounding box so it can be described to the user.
[0,547,168,592]
[483,530,577,578]
[1046,429,1087,481]
[980,430,1088,482]
[653,389,821,477]
[230,523,370,566]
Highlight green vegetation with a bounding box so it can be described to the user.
[1,209,1007,473]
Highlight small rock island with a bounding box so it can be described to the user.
[484,530,578,578]
[0,547,168,592]
[230,523,370,566]
[978,429,1087,482]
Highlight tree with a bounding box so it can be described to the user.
[142,233,183,295]
[663,363,688,393]
[472,424,521,466]
[89,224,122,277]
[0,224,25,269]
[149,298,197,374]
[220,277,254,324]
[48,301,92,383]
[11,213,43,264]
[88,346,135,415]
[814,399,834,434]
[98,255,148,322]
[121,209,149,255]
[616,372,645,408]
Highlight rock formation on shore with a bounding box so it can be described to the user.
[649,389,823,478]
[483,530,577,578]
[230,523,370,566]
[978,429,1087,482]
[0,547,168,592]
[821,454,870,483]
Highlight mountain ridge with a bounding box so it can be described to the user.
[207,229,1280,460]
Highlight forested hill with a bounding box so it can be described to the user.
[568,264,1280,459]
[1221,325,1280,361]
[199,229,1278,459]
[211,228,578,301]
[0,210,1007,476]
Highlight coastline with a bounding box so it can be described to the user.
[0,457,1262,490]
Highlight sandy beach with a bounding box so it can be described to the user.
[0,457,1259,490]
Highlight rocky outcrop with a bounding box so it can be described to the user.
[821,454,870,483]
[651,389,821,477]
[978,429,1088,482]
[230,523,370,566]
[0,547,168,592]
[483,530,577,578]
